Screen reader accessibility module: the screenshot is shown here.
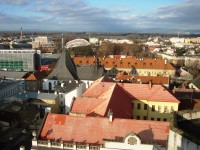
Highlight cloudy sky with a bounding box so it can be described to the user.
[0,0,200,32]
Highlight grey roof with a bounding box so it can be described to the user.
[0,71,27,79]
[47,50,79,80]
[54,80,81,93]
[0,79,19,91]
[41,53,61,59]
[13,91,58,101]
[190,75,200,89]
[77,66,104,80]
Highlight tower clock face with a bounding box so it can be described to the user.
[128,136,137,145]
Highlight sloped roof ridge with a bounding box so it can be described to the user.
[47,50,79,80]
[116,83,135,99]
[149,84,180,102]
[97,83,117,116]
[25,74,36,80]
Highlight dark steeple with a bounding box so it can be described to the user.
[47,49,80,81]
[47,34,79,81]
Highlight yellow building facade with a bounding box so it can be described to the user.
[132,100,179,121]
[185,38,200,44]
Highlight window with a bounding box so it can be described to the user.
[151,118,154,120]
[137,103,141,109]
[144,104,148,110]
[152,105,155,111]
[158,106,161,112]
[163,118,167,121]
[137,116,140,120]
[164,106,168,113]
[143,116,147,120]
[128,137,137,145]
[157,118,161,121]
[171,106,174,112]
[132,103,134,109]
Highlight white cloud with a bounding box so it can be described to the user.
[0,0,200,32]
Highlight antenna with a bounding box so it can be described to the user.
[20,27,23,40]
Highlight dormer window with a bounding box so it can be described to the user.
[128,137,137,145]
[124,132,141,145]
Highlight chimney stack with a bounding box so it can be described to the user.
[149,80,152,88]
[108,109,113,122]
[165,59,167,65]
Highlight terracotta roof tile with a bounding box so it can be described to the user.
[84,78,179,103]
[83,82,115,97]
[70,97,105,115]
[133,76,169,84]
[72,84,133,118]
[40,114,170,146]
[118,83,179,103]
[115,72,132,80]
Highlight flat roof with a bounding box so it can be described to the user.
[0,79,19,91]
[0,71,27,79]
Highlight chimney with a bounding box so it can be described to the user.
[165,59,167,65]
[149,80,152,88]
[108,109,113,122]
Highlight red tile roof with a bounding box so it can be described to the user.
[115,71,133,80]
[70,97,105,115]
[84,79,179,103]
[40,113,170,146]
[133,76,169,85]
[83,82,115,97]
[115,72,169,85]
[71,84,133,118]
[25,71,47,80]
[73,57,175,70]
[118,83,179,103]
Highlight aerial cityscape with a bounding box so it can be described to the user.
[0,0,200,150]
